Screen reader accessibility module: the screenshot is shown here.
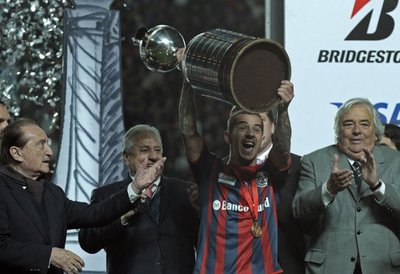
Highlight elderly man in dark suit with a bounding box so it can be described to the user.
[79,124,199,274]
[292,98,400,274]
[0,119,165,274]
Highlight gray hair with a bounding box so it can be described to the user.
[334,98,384,143]
[123,124,162,153]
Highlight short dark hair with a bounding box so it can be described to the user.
[383,123,400,151]
[227,105,262,133]
[0,119,39,165]
[265,107,277,124]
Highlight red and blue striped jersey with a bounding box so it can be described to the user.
[190,148,287,274]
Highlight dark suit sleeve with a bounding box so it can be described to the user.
[78,186,136,253]
[0,199,52,274]
[264,154,290,190]
[276,154,302,222]
[63,185,132,229]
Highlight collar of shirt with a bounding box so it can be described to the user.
[257,144,273,164]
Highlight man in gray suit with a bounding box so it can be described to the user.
[292,98,400,274]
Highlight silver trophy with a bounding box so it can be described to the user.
[132,25,291,113]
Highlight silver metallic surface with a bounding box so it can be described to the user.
[132,25,186,73]
[133,25,291,112]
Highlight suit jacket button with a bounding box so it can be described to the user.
[357,207,361,212]
[356,230,361,235]
[351,257,356,262]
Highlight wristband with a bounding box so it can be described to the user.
[370,180,383,192]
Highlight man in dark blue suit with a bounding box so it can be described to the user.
[257,109,306,274]
[0,119,165,274]
[79,124,199,274]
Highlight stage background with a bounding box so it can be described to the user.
[1,0,399,273]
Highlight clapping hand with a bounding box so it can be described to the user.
[356,148,379,188]
[130,157,166,194]
[327,154,354,194]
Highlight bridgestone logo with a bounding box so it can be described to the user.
[212,198,270,212]
[318,50,400,63]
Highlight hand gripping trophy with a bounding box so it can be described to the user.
[132,25,291,113]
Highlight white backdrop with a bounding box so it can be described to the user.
[284,0,400,156]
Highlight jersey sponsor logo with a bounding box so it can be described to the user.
[212,197,271,212]
[217,172,236,186]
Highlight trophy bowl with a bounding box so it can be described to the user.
[132,25,291,113]
[181,29,291,113]
[132,25,186,73]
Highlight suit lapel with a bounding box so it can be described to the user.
[158,177,168,224]
[360,147,384,199]
[110,178,131,198]
[44,185,61,245]
[335,146,383,200]
[335,149,359,201]
[143,177,167,225]
[8,180,49,240]
[277,154,301,222]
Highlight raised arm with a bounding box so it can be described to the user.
[269,80,294,169]
[78,187,129,254]
[179,79,203,162]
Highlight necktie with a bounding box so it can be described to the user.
[144,184,160,221]
[352,161,362,191]
[149,189,160,222]
[144,183,156,198]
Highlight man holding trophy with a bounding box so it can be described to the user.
[135,25,294,274]
[179,77,293,274]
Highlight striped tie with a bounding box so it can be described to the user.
[352,161,362,191]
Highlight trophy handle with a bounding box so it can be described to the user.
[131,27,148,46]
[131,25,186,73]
